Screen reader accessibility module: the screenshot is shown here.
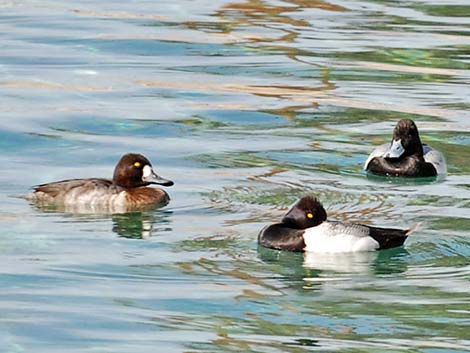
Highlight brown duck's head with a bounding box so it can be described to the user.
[384,119,424,159]
[113,153,174,189]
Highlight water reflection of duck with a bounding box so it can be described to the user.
[303,251,378,274]
[364,119,446,177]
[112,210,172,239]
[28,203,172,239]
[27,153,173,212]
[258,195,417,253]
[258,245,409,293]
[303,247,409,275]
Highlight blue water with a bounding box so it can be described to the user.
[1,1,470,352]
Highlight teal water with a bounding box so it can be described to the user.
[1,1,470,352]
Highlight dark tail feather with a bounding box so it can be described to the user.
[368,224,416,250]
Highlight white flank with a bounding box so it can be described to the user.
[303,222,379,253]
[423,145,447,176]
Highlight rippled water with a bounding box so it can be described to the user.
[1,1,470,352]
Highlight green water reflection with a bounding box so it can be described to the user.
[0,0,469,352]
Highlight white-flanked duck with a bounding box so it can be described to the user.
[258,195,417,253]
[364,119,446,177]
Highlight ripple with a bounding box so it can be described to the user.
[1,0,470,352]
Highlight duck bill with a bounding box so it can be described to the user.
[142,166,174,186]
[383,139,405,159]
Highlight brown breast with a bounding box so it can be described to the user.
[125,187,170,207]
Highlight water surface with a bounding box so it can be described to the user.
[1,0,469,352]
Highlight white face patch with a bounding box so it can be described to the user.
[142,165,153,179]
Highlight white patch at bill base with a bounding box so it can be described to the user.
[142,165,153,178]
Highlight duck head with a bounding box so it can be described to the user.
[113,153,174,189]
[383,119,424,159]
[282,195,327,229]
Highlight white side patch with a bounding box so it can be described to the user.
[423,146,447,176]
[303,222,379,253]
[364,143,389,170]
[142,165,152,178]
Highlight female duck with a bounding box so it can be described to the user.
[258,195,417,253]
[364,119,446,177]
[28,153,173,209]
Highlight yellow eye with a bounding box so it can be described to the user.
[307,213,313,219]
[134,162,141,168]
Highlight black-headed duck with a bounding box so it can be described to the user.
[364,119,446,177]
[258,196,417,253]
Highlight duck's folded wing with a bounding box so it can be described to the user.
[304,221,411,253]
[326,221,371,237]
[331,221,412,250]
[33,178,113,198]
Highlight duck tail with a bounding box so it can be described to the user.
[406,223,421,236]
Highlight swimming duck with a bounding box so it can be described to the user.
[28,153,174,209]
[364,119,446,177]
[258,196,417,253]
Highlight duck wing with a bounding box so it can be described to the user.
[328,221,417,250]
[33,178,114,198]
[303,221,414,252]
[322,221,371,237]
[323,221,414,250]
